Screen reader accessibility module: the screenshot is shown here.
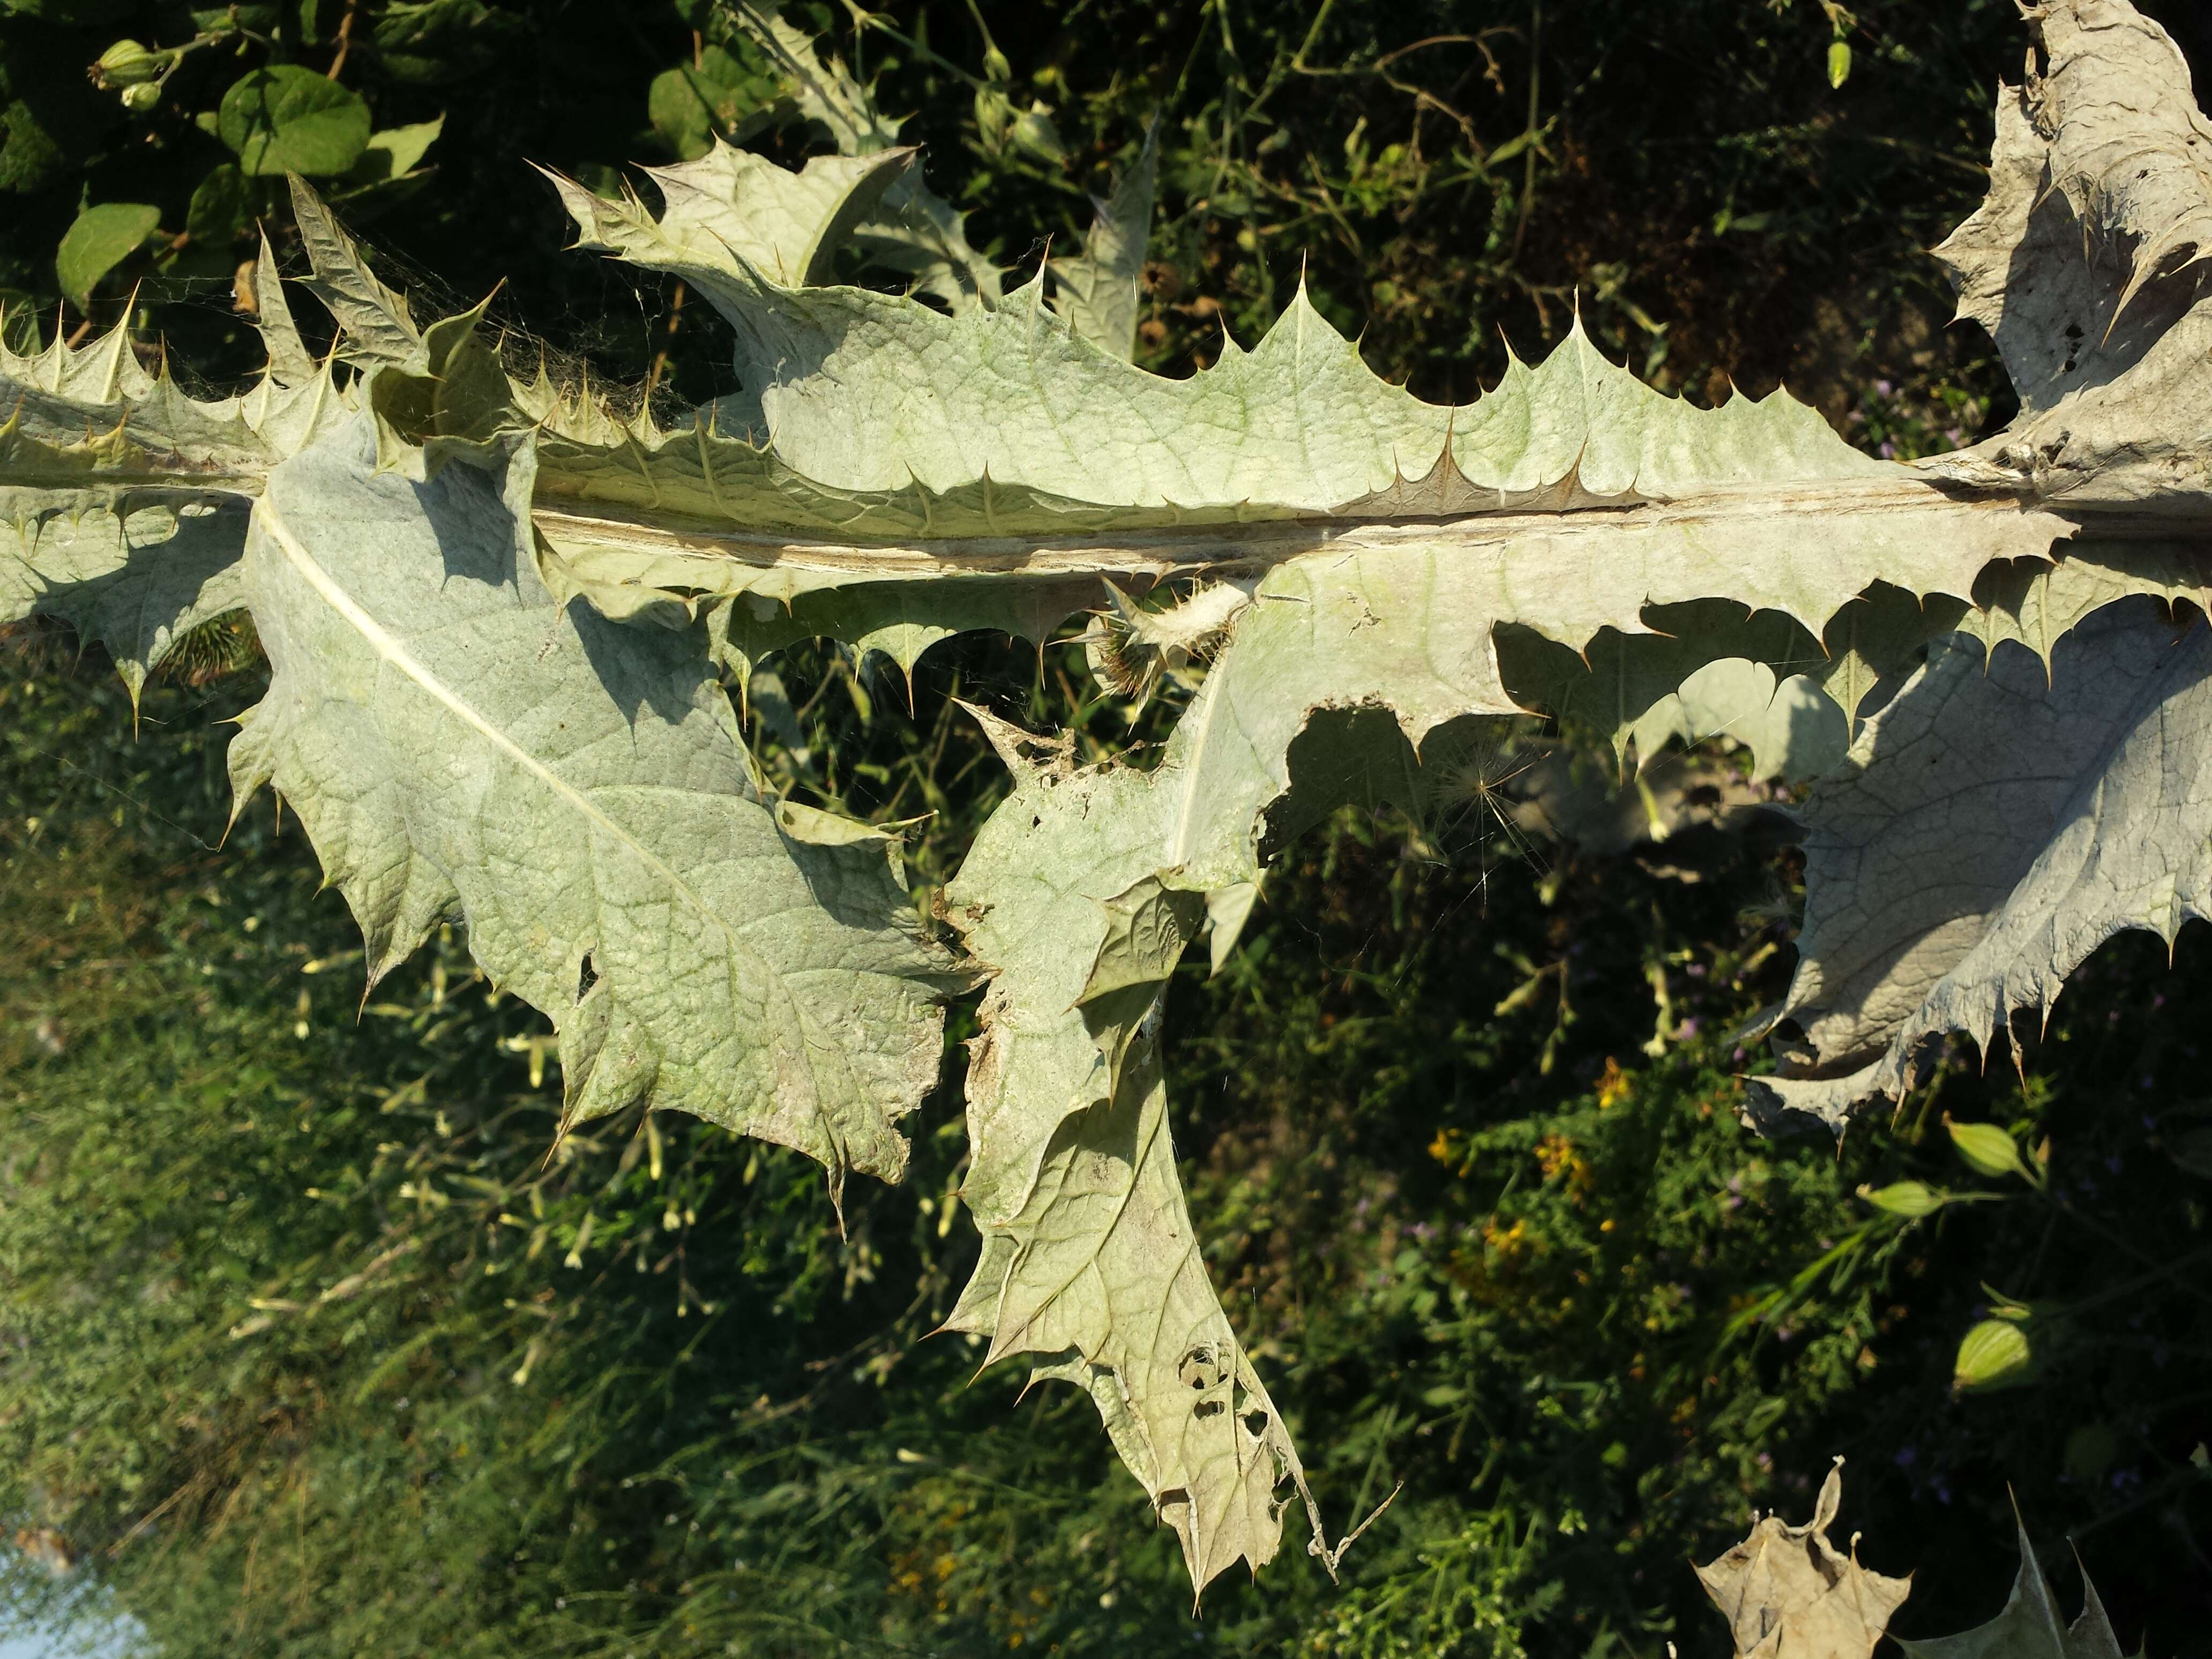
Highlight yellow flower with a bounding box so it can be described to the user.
[1596,1056,1631,1110]
[1535,1133,1595,1201]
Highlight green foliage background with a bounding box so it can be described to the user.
[4,1,2211,1654]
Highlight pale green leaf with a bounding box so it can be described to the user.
[710,573,1100,684]
[1626,655,1848,783]
[1960,544,2211,666]
[0,491,248,697]
[1,315,350,694]
[1927,1,2212,507]
[724,1,900,154]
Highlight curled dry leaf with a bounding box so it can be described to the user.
[1695,1460,1912,1659]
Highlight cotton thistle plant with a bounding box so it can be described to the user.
[6,0,2211,1602]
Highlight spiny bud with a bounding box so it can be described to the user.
[91,39,162,88]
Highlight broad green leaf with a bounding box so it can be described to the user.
[347,115,446,185]
[1694,1460,1911,1658]
[55,201,159,308]
[185,164,250,249]
[1751,601,2212,1131]
[1049,121,1157,361]
[648,48,780,161]
[229,416,960,1199]
[219,65,372,177]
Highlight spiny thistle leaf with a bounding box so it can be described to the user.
[229,415,961,1200]
[722,0,1002,312]
[1750,601,2212,1131]
[1049,119,1159,362]
[944,723,1327,1593]
[535,143,917,297]
[0,312,349,696]
[288,173,422,368]
[1896,1502,2142,1658]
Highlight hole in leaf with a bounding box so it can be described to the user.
[1194,1399,1224,1419]
[1243,1409,1269,1436]
[577,952,599,1002]
[1177,1345,1222,1390]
